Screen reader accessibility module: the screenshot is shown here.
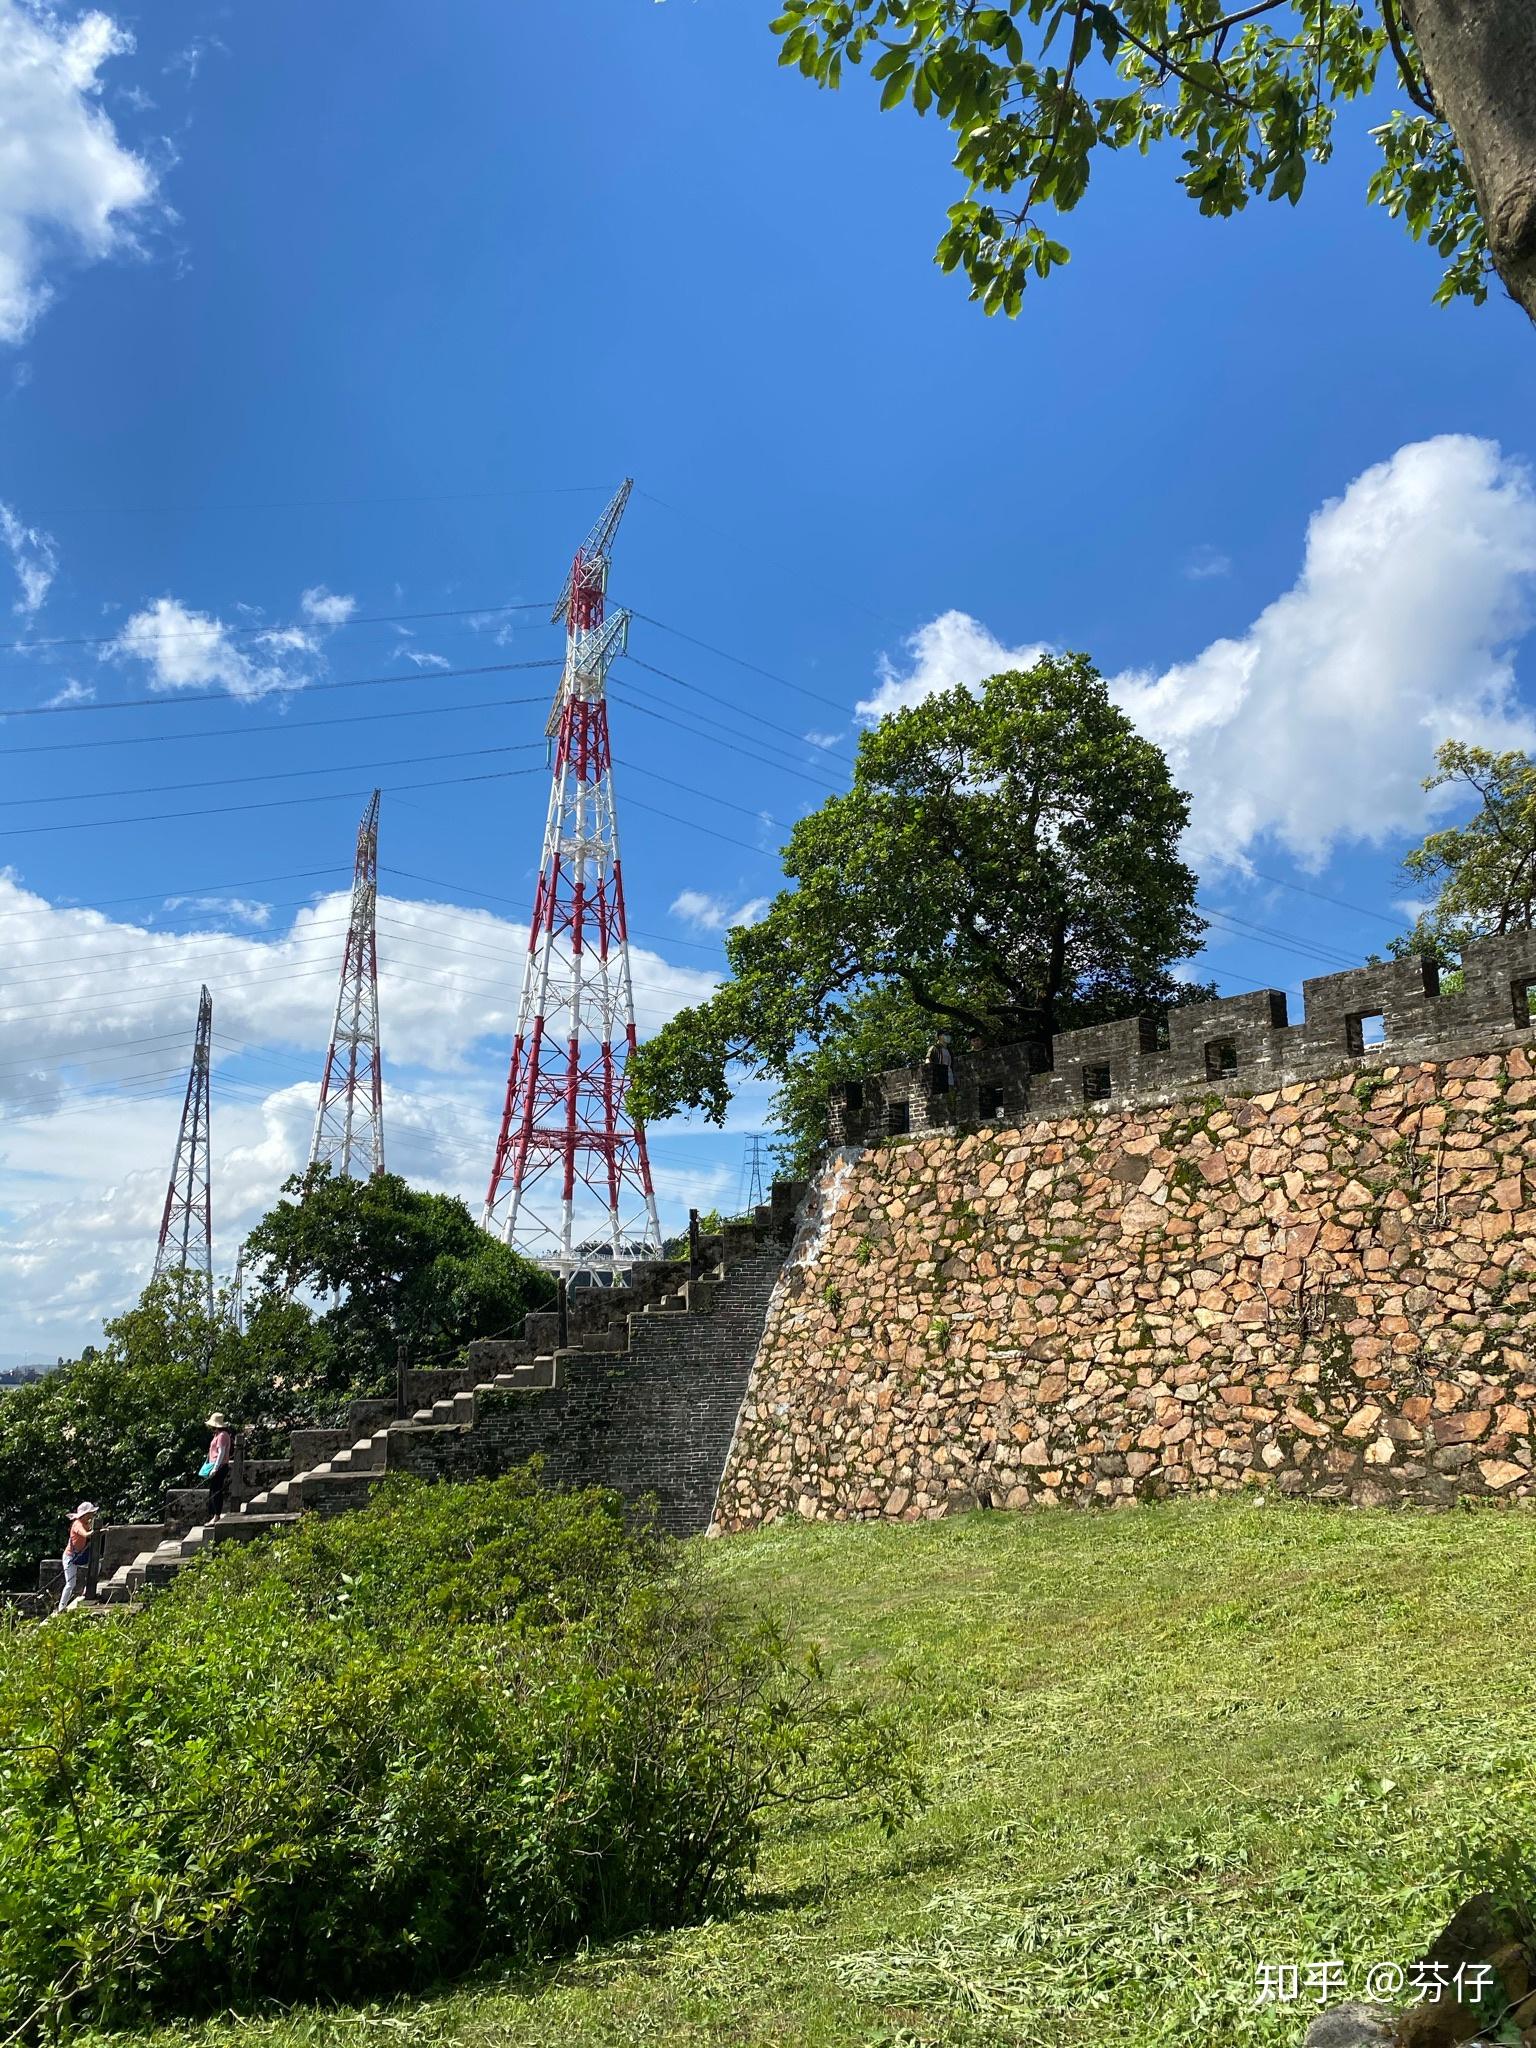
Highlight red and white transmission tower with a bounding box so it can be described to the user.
[484,479,662,1280]
[153,982,214,1316]
[311,788,385,1179]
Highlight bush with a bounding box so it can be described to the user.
[0,1471,917,2037]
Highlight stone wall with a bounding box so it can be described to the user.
[716,1046,1536,1527]
[389,1243,790,1536]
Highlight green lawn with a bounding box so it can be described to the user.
[133,1500,1536,2048]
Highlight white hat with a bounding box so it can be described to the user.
[70,1501,98,1518]
[206,1412,228,1428]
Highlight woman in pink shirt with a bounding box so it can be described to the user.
[203,1413,233,1522]
[58,1501,97,1611]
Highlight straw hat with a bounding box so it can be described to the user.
[69,1501,98,1519]
[206,1412,229,1429]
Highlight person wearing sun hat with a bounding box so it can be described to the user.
[57,1501,97,1611]
[202,1413,234,1522]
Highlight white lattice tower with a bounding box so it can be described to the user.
[153,983,214,1316]
[484,480,662,1280]
[311,789,385,1179]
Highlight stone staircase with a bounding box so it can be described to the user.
[86,1190,802,1609]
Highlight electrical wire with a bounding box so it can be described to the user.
[0,867,346,924]
[1,742,547,809]
[0,764,548,838]
[0,601,553,664]
[2,691,551,757]
[610,681,846,793]
[1,656,559,720]
[382,865,731,958]
[618,651,857,763]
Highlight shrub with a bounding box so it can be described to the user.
[0,1471,917,2037]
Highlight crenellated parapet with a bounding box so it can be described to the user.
[828,932,1536,1145]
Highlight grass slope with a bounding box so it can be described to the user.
[130,1500,1536,2047]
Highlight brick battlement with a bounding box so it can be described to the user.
[829,931,1536,1145]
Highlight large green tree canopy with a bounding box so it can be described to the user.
[770,0,1536,327]
[627,654,1207,1166]
[1393,741,1536,968]
[244,1166,554,1380]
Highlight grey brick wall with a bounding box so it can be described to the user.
[832,931,1536,1143]
[385,1246,790,1535]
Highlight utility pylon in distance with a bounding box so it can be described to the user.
[483,479,663,1282]
[311,788,385,1179]
[739,1133,768,1215]
[153,983,214,1318]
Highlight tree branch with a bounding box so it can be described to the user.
[1108,13,1253,109]
[1165,0,1290,48]
[896,971,994,1036]
[1380,0,1438,116]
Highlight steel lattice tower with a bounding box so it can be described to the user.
[739,1133,768,1215]
[311,789,386,1179]
[484,480,662,1280]
[153,983,214,1315]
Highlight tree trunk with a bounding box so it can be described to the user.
[1402,0,1536,325]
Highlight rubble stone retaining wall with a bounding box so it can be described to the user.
[716,1047,1536,1527]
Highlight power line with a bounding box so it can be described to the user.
[1199,906,1365,972]
[619,650,857,762]
[5,916,355,986]
[1244,866,1407,931]
[2,741,545,809]
[383,864,731,958]
[25,487,605,518]
[0,941,713,1029]
[0,764,548,839]
[1,656,559,720]
[0,600,553,664]
[626,603,866,715]
[2,690,550,757]
[611,681,847,793]
[0,866,345,925]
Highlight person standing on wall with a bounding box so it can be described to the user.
[202,1413,233,1523]
[926,1032,955,1094]
[57,1501,97,1611]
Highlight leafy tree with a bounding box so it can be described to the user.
[628,654,1207,1151]
[0,1274,334,1589]
[1391,742,1536,984]
[0,1171,552,1590]
[244,1165,554,1382]
[770,0,1536,325]
[766,981,941,1177]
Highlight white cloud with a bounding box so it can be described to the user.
[0,1,155,343]
[111,596,313,701]
[0,874,724,1351]
[161,894,272,929]
[0,499,58,611]
[400,648,449,670]
[300,585,356,627]
[1112,437,1536,868]
[858,609,1050,721]
[670,889,770,934]
[42,676,91,707]
[804,729,845,749]
[1184,544,1232,581]
[868,438,1536,872]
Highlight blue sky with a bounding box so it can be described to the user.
[3,0,1536,1360]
